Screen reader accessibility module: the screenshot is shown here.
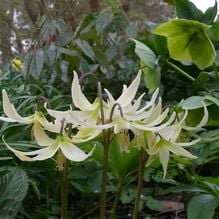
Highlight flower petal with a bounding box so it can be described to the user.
[3,136,36,161]
[159,147,170,178]
[32,139,59,160]
[1,90,34,124]
[72,128,102,143]
[45,103,72,122]
[33,122,53,146]
[60,140,94,162]
[175,138,201,147]
[183,102,208,131]
[163,139,197,159]
[116,71,142,106]
[71,71,93,111]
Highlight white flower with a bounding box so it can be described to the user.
[104,71,175,134]
[0,89,61,133]
[3,123,94,162]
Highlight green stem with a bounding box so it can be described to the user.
[132,148,147,219]
[100,142,110,219]
[166,60,195,82]
[60,155,69,219]
[98,82,108,219]
[109,178,124,219]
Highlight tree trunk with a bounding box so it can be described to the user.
[23,0,39,24]
[122,0,130,12]
[89,0,100,12]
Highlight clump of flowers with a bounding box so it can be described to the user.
[0,70,207,218]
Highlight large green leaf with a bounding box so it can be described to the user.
[75,39,95,61]
[141,62,161,91]
[153,19,216,69]
[108,138,140,179]
[202,0,217,24]
[96,9,113,34]
[132,39,156,69]
[187,194,219,219]
[0,167,29,218]
[208,22,219,41]
[174,0,203,21]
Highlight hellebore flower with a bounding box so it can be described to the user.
[0,89,61,133]
[3,122,94,162]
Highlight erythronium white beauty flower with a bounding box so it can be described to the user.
[45,71,108,125]
[0,89,61,133]
[145,104,208,178]
[3,123,94,162]
[45,71,114,136]
[71,71,104,124]
[146,133,197,178]
[104,72,175,134]
[157,103,208,145]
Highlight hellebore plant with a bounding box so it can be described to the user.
[0,71,207,219]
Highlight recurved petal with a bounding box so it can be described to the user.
[72,127,102,143]
[33,122,53,146]
[0,116,17,122]
[32,139,60,160]
[41,121,63,133]
[116,71,142,106]
[147,139,161,155]
[71,71,93,111]
[3,136,38,161]
[175,138,201,147]
[124,93,145,114]
[60,140,94,162]
[143,98,163,124]
[159,147,170,178]
[104,88,116,106]
[113,116,130,134]
[157,124,181,142]
[1,89,34,124]
[164,139,197,159]
[69,111,113,129]
[45,104,72,122]
[183,102,208,131]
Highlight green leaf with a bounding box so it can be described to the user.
[108,138,140,179]
[160,184,210,195]
[28,49,44,79]
[202,0,217,24]
[0,167,29,218]
[126,22,138,38]
[153,35,168,57]
[96,9,113,34]
[74,13,95,36]
[181,95,219,110]
[174,0,203,21]
[144,196,163,211]
[57,47,78,57]
[180,96,208,109]
[187,194,219,219]
[75,39,95,61]
[153,19,216,69]
[195,71,211,84]
[141,63,161,91]
[132,39,156,69]
[208,22,219,41]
